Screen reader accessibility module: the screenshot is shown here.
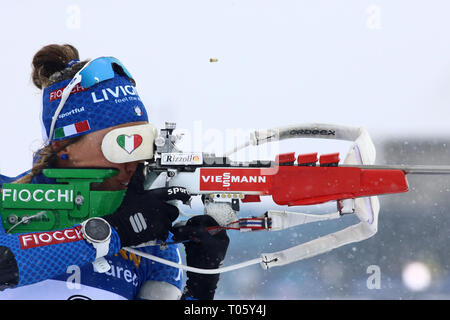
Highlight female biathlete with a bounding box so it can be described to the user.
[0,44,229,300]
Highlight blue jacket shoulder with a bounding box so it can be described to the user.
[0,171,30,187]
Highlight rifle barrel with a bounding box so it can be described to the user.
[341,164,450,175]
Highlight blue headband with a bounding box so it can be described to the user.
[66,59,80,68]
[41,73,148,141]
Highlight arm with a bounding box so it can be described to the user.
[0,225,121,289]
[0,185,189,290]
[136,233,184,300]
[172,215,230,300]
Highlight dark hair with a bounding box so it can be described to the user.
[31,43,89,89]
[31,43,135,88]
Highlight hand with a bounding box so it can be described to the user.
[104,185,191,247]
[172,215,230,300]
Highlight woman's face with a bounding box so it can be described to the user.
[52,121,147,191]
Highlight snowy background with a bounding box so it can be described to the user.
[1,0,450,299]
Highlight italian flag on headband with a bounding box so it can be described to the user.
[54,120,91,139]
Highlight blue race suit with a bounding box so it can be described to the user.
[0,171,183,300]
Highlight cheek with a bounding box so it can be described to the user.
[69,141,112,167]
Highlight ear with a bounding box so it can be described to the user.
[51,141,70,158]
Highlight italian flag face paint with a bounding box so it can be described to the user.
[54,120,91,139]
[116,134,143,154]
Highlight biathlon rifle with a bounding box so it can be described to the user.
[2,122,450,274]
[128,122,450,273]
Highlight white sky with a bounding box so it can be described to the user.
[1,0,450,176]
